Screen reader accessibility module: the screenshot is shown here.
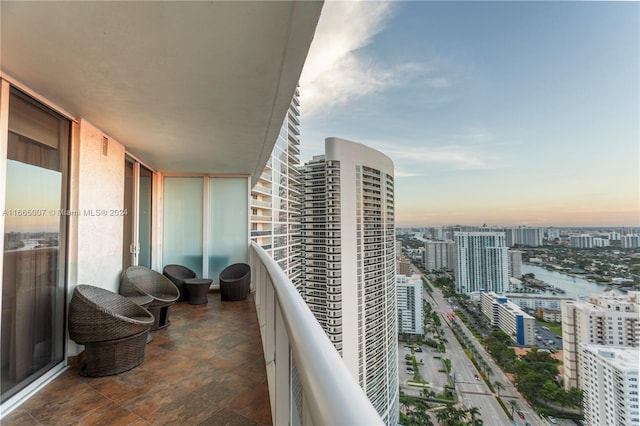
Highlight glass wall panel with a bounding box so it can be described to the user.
[2,89,69,402]
[208,178,248,281]
[163,177,203,276]
[138,166,152,268]
[122,159,134,268]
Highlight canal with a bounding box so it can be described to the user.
[521,264,623,298]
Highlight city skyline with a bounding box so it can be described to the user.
[299,1,639,228]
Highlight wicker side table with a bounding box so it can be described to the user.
[184,278,212,305]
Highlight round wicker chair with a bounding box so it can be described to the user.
[68,285,154,377]
[163,264,197,302]
[219,263,251,301]
[120,266,180,330]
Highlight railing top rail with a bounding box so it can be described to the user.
[251,242,383,426]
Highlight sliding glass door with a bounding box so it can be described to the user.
[1,88,69,402]
[122,158,153,269]
[162,176,248,281]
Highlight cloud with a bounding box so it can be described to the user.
[300,1,402,116]
[375,127,504,175]
[390,146,493,174]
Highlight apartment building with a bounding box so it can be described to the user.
[561,291,640,389]
[425,239,455,271]
[455,232,509,294]
[580,345,640,426]
[480,292,536,346]
[504,226,544,247]
[622,234,640,249]
[299,137,398,425]
[570,234,594,248]
[397,274,424,335]
[504,294,567,311]
[509,249,523,278]
[250,89,302,287]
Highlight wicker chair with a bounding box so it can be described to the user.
[163,264,197,302]
[68,285,154,377]
[219,263,251,301]
[120,266,180,330]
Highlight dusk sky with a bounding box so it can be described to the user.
[299,1,639,228]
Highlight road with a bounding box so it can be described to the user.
[423,281,548,426]
[422,286,511,425]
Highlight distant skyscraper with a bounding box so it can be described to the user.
[251,89,302,286]
[561,292,640,389]
[425,239,455,271]
[504,226,543,247]
[569,234,594,248]
[299,137,398,425]
[454,232,509,294]
[508,249,523,279]
[397,274,424,336]
[580,345,640,426]
[622,234,640,248]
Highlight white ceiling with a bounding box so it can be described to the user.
[1,1,322,183]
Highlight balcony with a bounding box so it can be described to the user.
[2,243,382,425]
[3,293,271,425]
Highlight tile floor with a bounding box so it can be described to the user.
[3,292,271,425]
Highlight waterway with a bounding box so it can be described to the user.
[521,264,623,298]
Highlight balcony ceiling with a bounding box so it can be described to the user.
[1,1,322,183]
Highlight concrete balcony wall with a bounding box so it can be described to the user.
[250,242,383,425]
[74,120,125,293]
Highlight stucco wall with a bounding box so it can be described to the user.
[76,120,124,292]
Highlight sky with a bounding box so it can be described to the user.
[298,1,639,228]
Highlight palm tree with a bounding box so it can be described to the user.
[467,406,481,422]
[484,365,493,379]
[493,380,504,397]
[507,399,519,419]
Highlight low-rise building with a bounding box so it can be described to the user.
[481,292,536,346]
[535,306,562,323]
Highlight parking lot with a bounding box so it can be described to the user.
[398,343,449,397]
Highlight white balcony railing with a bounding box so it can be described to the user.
[250,242,383,426]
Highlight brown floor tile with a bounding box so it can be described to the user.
[200,408,263,426]
[6,297,271,425]
[1,407,38,425]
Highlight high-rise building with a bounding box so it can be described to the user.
[508,249,523,279]
[622,234,640,249]
[251,89,302,287]
[504,226,544,247]
[593,237,610,248]
[561,292,640,389]
[425,239,455,271]
[299,137,398,425]
[397,274,424,336]
[609,231,621,241]
[569,234,594,248]
[396,256,412,276]
[454,232,509,294]
[580,345,640,426]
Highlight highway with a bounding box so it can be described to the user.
[423,280,548,426]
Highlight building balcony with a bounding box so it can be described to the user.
[4,292,272,425]
[2,244,382,425]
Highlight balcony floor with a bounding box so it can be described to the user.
[4,292,271,425]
